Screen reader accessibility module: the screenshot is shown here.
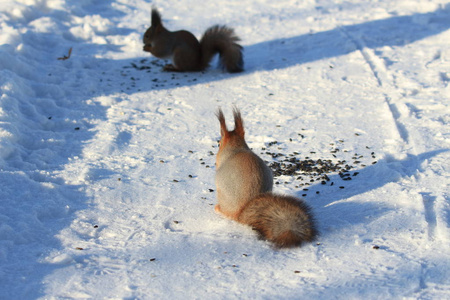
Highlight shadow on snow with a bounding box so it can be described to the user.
[298,149,450,234]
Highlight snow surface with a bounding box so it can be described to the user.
[1,0,450,299]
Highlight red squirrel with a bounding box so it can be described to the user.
[143,8,243,73]
[215,108,318,248]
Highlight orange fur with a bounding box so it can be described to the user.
[215,108,317,248]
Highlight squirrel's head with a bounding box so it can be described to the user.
[216,107,248,167]
[143,8,164,45]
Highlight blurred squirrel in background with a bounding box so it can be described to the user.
[215,108,318,248]
[143,8,243,73]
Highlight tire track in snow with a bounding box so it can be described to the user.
[334,33,446,247]
[338,27,411,146]
[338,27,441,243]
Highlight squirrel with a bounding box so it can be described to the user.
[214,108,318,248]
[143,8,244,73]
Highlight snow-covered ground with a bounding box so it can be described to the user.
[1,0,449,299]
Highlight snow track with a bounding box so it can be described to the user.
[339,25,412,147]
[1,0,449,299]
[341,4,450,251]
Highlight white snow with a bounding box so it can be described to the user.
[1,0,449,299]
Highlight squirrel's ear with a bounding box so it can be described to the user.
[216,108,227,137]
[154,23,162,34]
[151,8,162,27]
[233,107,245,138]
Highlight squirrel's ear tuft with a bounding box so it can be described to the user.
[216,108,228,138]
[232,107,245,138]
[151,7,162,27]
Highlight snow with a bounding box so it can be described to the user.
[1,0,449,299]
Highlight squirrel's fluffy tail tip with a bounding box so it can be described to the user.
[222,52,244,73]
[270,227,318,249]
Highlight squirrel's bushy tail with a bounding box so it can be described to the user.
[237,193,317,248]
[200,25,244,73]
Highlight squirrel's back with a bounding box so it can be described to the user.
[216,150,273,219]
